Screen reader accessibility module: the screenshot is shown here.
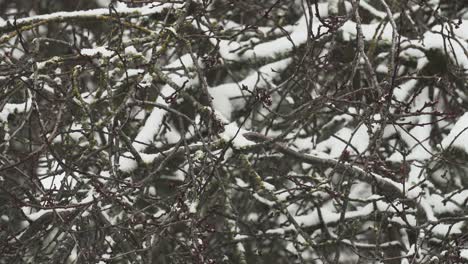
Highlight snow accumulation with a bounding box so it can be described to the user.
[118,87,176,171]
[21,191,95,227]
[119,46,281,171]
[213,19,294,37]
[358,1,386,19]
[292,202,377,228]
[138,73,153,88]
[403,124,433,161]
[461,249,468,261]
[121,68,145,79]
[430,221,464,237]
[21,207,74,222]
[0,2,182,29]
[341,19,468,70]
[392,79,418,102]
[441,112,468,153]
[80,46,114,57]
[327,0,340,15]
[130,54,195,154]
[273,195,453,237]
[422,31,468,69]
[39,167,77,190]
[432,21,468,41]
[115,50,233,172]
[124,45,139,56]
[315,124,369,157]
[427,190,468,215]
[252,193,276,207]
[199,3,351,61]
[210,58,291,120]
[0,99,31,123]
[235,178,249,188]
[118,151,160,173]
[220,122,256,149]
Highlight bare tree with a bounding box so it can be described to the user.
[0,0,467,263]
